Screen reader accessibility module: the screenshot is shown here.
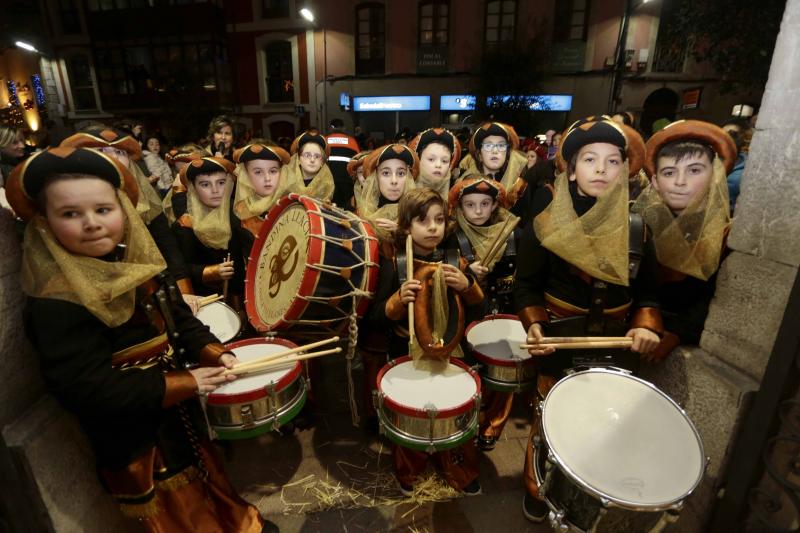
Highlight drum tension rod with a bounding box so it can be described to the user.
[424,403,438,454]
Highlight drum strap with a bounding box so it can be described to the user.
[503,230,517,258]
[397,248,460,285]
[628,212,645,280]
[455,230,476,263]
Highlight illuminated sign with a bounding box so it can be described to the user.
[441,94,573,112]
[440,95,477,111]
[353,95,431,112]
[339,92,351,111]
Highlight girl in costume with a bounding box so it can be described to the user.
[354,144,419,244]
[633,120,735,361]
[282,129,335,202]
[163,143,205,224]
[459,122,530,223]
[408,127,461,203]
[365,188,485,496]
[142,133,174,197]
[231,142,291,261]
[513,116,662,523]
[346,150,371,210]
[171,156,244,303]
[448,176,521,451]
[6,147,275,533]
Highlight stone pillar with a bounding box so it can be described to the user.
[639,1,800,530]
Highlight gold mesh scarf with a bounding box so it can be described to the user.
[282,153,334,202]
[355,168,417,242]
[233,163,287,220]
[417,169,452,202]
[455,207,519,272]
[129,163,165,224]
[409,262,463,364]
[162,187,177,224]
[632,157,731,280]
[534,164,631,286]
[20,192,167,327]
[186,176,234,250]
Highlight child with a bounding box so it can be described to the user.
[633,120,735,361]
[354,144,419,244]
[163,143,205,224]
[449,176,520,451]
[6,147,273,532]
[365,188,485,496]
[346,150,371,210]
[282,129,335,201]
[513,116,662,522]
[61,126,194,296]
[459,122,530,223]
[232,142,291,259]
[408,127,461,202]
[205,115,236,161]
[142,133,173,196]
[171,156,244,303]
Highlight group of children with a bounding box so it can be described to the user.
[4,113,735,530]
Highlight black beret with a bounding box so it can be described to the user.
[179,156,236,187]
[559,116,628,164]
[469,122,520,159]
[6,147,138,220]
[290,129,329,156]
[362,144,420,178]
[233,143,290,165]
[409,128,462,168]
[448,176,506,207]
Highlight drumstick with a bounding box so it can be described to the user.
[540,336,632,343]
[222,253,231,302]
[198,294,224,307]
[482,216,519,268]
[519,339,634,350]
[405,234,415,343]
[230,336,340,371]
[225,347,342,376]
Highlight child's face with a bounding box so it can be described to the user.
[146,138,160,154]
[377,159,409,201]
[569,142,624,198]
[356,166,365,185]
[246,159,281,196]
[44,177,125,257]
[460,192,497,226]
[298,142,324,176]
[419,143,452,182]
[652,152,713,213]
[95,146,130,170]
[193,171,228,208]
[480,135,508,172]
[410,203,446,254]
[526,149,537,168]
[213,125,233,148]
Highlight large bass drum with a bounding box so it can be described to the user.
[245,193,379,338]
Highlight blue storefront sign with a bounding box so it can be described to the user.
[353,95,431,112]
[441,94,573,112]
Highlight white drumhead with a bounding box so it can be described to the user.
[380,360,477,410]
[467,318,530,361]
[542,370,704,508]
[196,302,241,343]
[213,341,297,395]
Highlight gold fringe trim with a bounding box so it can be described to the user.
[119,497,160,519]
[155,465,201,492]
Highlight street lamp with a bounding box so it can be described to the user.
[299,8,314,22]
[15,41,38,53]
[299,7,328,129]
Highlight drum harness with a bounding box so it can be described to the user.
[455,228,518,315]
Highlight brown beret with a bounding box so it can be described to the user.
[556,116,644,177]
[233,143,290,165]
[60,126,143,161]
[469,122,520,161]
[448,176,507,209]
[644,119,737,176]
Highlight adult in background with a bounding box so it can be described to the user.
[326,118,361,209]
[721,117,751,214]
[0,124,26,185]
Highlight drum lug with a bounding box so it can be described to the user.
[240,404,255,429]
[373,392,385,436]
[541,457,555,497]
[548,509,569,532]
[424,403,438,454]
[268,384,280,431]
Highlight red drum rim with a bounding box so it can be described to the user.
[208,337,301,404]
[376,355,481,419]
[245,193,324,332]
[466,314,532,368]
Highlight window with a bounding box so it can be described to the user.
[419,0,449,46]
[58,0,82,34]
[555,0,589,41]
[67,55,98,110]
[484,0,516,48]
[265,41,294,103]
[262,0,289,18]
[355,3,385,75]
[652,0,686,73]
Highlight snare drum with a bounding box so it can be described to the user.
[534,368,705,532]
[196,301,242,343]
[205,337,307,440]
[466,314,535,392]
[245,193,379,337]
[374,356,481,453]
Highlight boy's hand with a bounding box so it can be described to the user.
[218,353,239,369]
[375,218,398,232]
[218,260,235,280]
[400,279,422,304]
[626,328,660,354]
[526,323,555,356]
[189,366,236,394]
[468,261,488,282]
[442,263,469,292]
